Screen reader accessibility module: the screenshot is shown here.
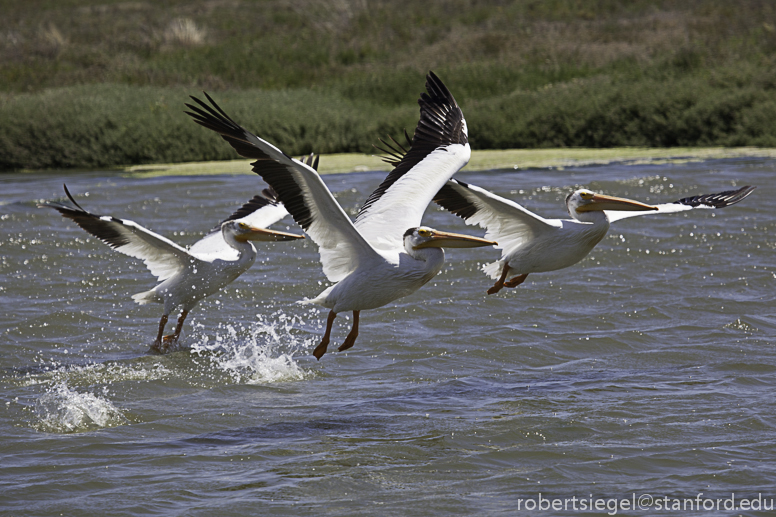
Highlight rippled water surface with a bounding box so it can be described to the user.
[2,159,775,516]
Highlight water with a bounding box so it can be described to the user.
[1,158,774,516]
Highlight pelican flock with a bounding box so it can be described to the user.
[39,184,303,351]
[433,180,756,294]
[38,70,757,359]
[185,72,496,358]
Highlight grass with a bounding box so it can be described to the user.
[1,0,776,170]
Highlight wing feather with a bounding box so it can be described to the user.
[355,72,471,250]
[188,187,291,257]
[607,185,756,223]
[39,185,190,281]
[433,179,558,253]
[217,187,288,228]
[185,95,381,281]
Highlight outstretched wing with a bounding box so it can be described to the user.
[188,186,291,257]
[433,179,559,253]
[185,95,380,282]
[39,185,190,281]
[606,186,756,223]
[217,186,289,229]
[356,71,471,251]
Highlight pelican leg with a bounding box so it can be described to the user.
[487,263,511,295]
[338,311,360,352]
[313,310,337,360]
[150,314,169,353]
[163,310,189,345]
[504,273,529,288]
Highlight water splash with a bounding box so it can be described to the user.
[724,317,759,333]
[34,382,127,433]
[17,362,172,388]
[189,311,313,385]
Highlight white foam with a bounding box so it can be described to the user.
[19,362,172,388]
[189,312,312,385]
[34,382,127,433]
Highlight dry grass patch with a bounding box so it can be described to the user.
[163,18,207,47]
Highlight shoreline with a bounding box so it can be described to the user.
[122,147,776,178]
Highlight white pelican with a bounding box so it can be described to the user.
[39,184,304,352]
[185,72,496,359]
[433,180,756,294]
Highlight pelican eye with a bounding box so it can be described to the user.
[238,222,249,229]
[418,229,432,237]
[580,191,594,200]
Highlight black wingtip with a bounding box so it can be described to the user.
[60,184,89,213]
[262,186,279,202]
[214,186,287,230]
[355,71,467,223]
[373,134,410,167]
[675,185,756,209]
[433,180,478,220]
[299,153,320,171]
[416,71,467,147]
[185,93,285,162]
[202,91,234,123]
[424,70,458,108]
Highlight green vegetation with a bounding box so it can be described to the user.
[0,84,412,169]
[1,0,776,170]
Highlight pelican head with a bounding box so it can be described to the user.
[404,226,496,250]
[222,220,305,242]
[566,189,657,221]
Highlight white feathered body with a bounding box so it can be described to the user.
[484,217,609,278]
[304,247,445,312]
[133,237,257,313]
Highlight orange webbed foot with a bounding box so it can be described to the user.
[503,274,528,288]
[338,335,357,352]
[313,338,329,360]
[487,282,504,295]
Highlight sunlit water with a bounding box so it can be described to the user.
[1,159,774,516]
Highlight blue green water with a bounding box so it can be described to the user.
[1,158,774,516]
